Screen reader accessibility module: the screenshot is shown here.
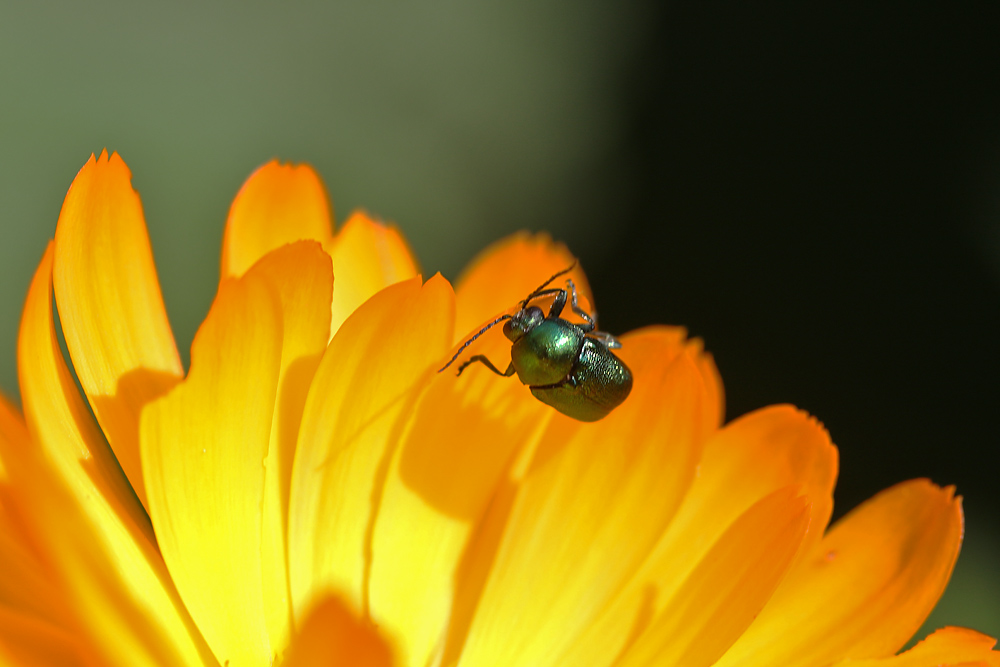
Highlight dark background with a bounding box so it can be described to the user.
[582,3,1000,636]
[592,2,1000,522]
[0,1,997,637]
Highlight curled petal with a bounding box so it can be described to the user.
[53,150,183,509]
[18,244,211,667]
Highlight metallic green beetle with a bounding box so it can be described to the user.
[439,265,633,421]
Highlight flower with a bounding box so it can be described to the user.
[0,150,996,667]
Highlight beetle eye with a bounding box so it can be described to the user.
[502,319,516,340]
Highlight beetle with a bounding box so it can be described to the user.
[438,264,633,421]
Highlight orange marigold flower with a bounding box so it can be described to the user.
[0,150,996,667]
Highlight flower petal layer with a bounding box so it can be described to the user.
[645,404,837,594]
[141,265,284,666]
[452,231,590,341]
[251,242,333,654]
[0,605,87,667]
[52,151,183,510]
[716,479,963,667]
[17,244,211,667]
[326,212,419,337]
[550,396,826,666]
[0,393,82,663]
[453,328,713,667]
[220,161,334,280]
[831,627,1000,667]
[288,276,454,627]
[359,243,616,667]
[617,486,811,667]
[283,597,394,667]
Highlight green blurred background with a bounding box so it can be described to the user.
[1,1,997,643]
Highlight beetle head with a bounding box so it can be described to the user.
[503,306,545,342]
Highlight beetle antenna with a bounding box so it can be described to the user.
[438,313,514,372]
[521,261,577,308]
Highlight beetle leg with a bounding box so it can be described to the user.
[456,355,517,378]
[590,330,623,349]
[565,279,596,332]
[525,287,568,318]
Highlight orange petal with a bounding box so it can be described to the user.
[2,283,72,638]
[717,479,963,667]
[17,244,212,667]
[52,150,183,510]
[616,486,811,667]
[0,392,29,463]
[0,605,88,667]
[654,404,837,582]
[283,597,394,667]
[287,276,453,629]
[220,160,334,280]
[831,627,1000,667]
[326,211,419,338]
[452,231,591,342]
[453,330,711,667]
[249,242,334,652]
[0,488,73,639]
[557,403,835,666]
[141,268,284,666]
[688,337,726,428]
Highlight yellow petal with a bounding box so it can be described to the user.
[717,479,963,666]
[53,150,183,510]
[287,276,453,630]
[365,322,551,667]
[283,597,395,667]
[617,486,811,667]
[366,256,623,667]
[831,627,1000,667]
[453,329,712,667]
[452,231,591,341]
[220,160,334,280]
[17,244,212,667]
[245,242,333,653]
[141,268,284,666]
[326,212,419,338]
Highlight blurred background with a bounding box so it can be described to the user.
[1,0,997,641]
